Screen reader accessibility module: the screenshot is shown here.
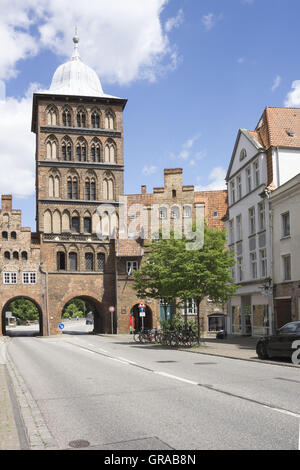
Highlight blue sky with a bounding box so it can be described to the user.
[1,0,300,230]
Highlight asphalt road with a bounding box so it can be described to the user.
[6,323,300,450]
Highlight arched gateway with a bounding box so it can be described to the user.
[1,296,43,337]
[59,295,109,334]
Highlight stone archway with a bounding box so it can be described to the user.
[59,295,108,335]
[1,296,43,337]
[130,304,153,332]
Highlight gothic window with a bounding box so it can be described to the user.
[54,176,60,198]
[103,178,114,200]
[91,180,96,200]
[62,108,72,127]
[13,251,19,260]
[62,211,70,232]
[67,177,79,200]
[53,210,62,233]
[76,139,87,162]
[71,217,80,233]
[85,252,94,271]
[4,251,10,260]
[11,232,17,240]
[91,140,101,162]
[47,106,58,126]
[62,139,72,161]
[44,210,52,233]
[46,136,58,160]
[57,252,66,271]
[2,231,8,240]
[49,176,54,197]
[101,212,110,236]
[21,251,28,261]
[69,252,78,271]
[85,179,91,200]
[104,141,116,163]
[84,217,92,233]
[97,253,105,271]
[91,111,100,129]
[77,109,86,128]
[105,112,114,129]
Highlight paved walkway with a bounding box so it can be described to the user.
[0,337,21,450]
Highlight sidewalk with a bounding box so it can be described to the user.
[0,337,21,450]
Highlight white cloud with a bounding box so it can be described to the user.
[195,167,226,191]
[284,80,300,107]
[201,13,222,31]
[142,165,158,176]
[271,75,281,92]
[165,9,184,32]
[237,57,245,64]
[0,0,181,86]
[0,87,39,197]
[170,134,200,161]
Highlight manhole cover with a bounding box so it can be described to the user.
[68,440,90,449]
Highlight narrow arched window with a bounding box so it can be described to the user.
[67,177,79,200]
[21,251,28,261]
[85,252,94,271]
[62,140,72,161]
[11,232,17,240]
[77,109,86,128]
[47,107,57,126]
[4,251,10,260]
[2,231,8,240]
[91,180,96,200]
[49,176,54,197]
[97,253,105,271]
[91,111,100,129]
[69,252,78,271]
[57,252,66,271]
[85,179,90,200]
[13,251,19,260]
[46,137,58,160]
[62,109,71,127]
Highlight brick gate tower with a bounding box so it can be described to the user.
[31,33,127,334]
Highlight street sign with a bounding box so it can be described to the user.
[109,306,115,313]
[139,311,146,317]
[59,323,64,330]
[139,302,145,309]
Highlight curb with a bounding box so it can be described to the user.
[179,347,300,369]
[6,350,58,450]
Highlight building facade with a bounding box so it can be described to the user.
[226,107,300,336]
[270,173,300,328]
[0,36,228,337]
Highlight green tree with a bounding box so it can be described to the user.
[133,224,238,344]
[9,299,39,322]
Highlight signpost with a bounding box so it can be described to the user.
[139,303,146,331]
[109,306,115,334]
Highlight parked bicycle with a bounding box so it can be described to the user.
[133,328,158,343]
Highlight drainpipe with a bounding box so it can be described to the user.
[39,263,50,336]
[265,189,275,335]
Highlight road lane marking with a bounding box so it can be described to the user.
[154,371,198,386]
[62,339,300,423]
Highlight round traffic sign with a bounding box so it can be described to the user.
[59,323,64,330]
[109,306,115,312]
[139,302,145,308]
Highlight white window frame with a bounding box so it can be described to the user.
[236,214,242,241]
[237,257,243,282]
[246,166,252,193]
[159,208,167,219]
[250,251,257,279]
[253,159,260,187]
[229,219,234,244]
[248,207,256,236]
[282,254,291,282]
[258,201,266,231]
[181,299,197,316]
[3,272,17,284]
[259,248,267,278]
[236,174,242,200]
[281,212,290,238]
[126,261,138,275]
[22,272,37,285]
[230,180,236,205]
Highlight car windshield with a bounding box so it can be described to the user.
[279,322,300,334]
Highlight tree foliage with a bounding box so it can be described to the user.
[133,224,238,343]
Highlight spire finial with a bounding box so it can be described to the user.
[72,27,80,59]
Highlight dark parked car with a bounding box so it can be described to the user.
[256,321,300,360]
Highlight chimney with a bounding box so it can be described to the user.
[1,195,12,212]
[141,185,147,194]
